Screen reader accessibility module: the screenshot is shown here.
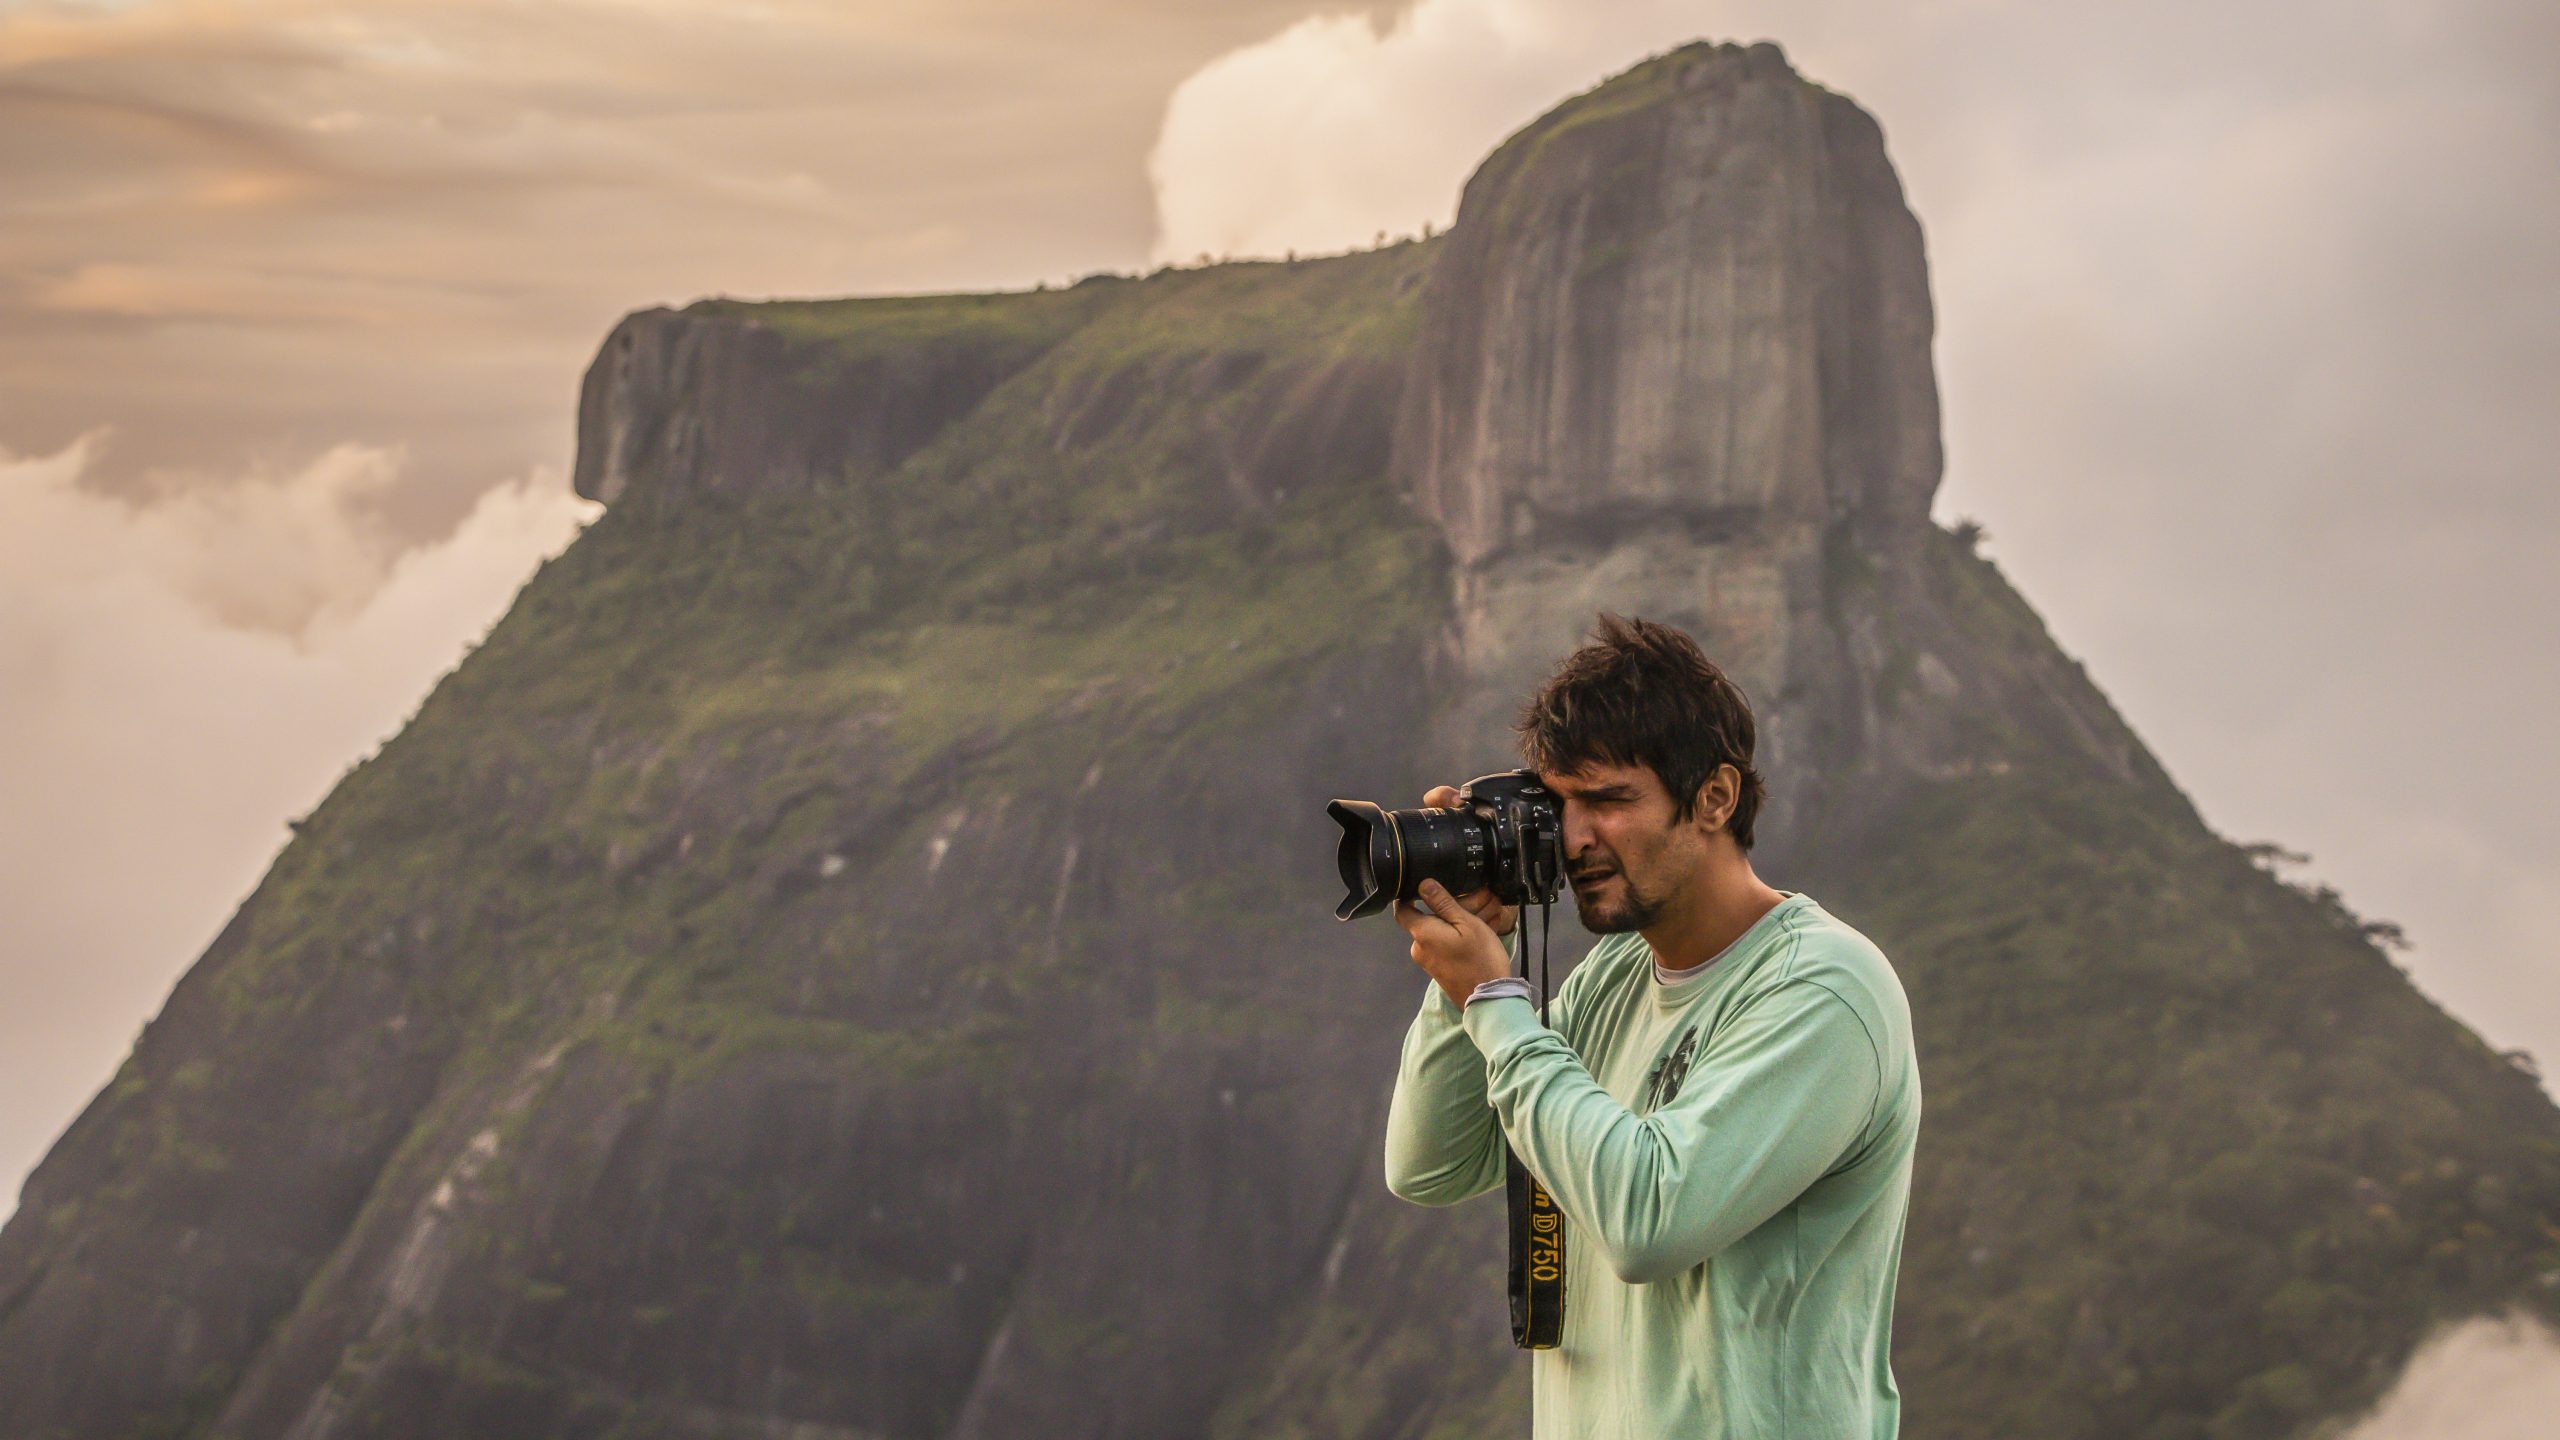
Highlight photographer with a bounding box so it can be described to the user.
[1385,613,1921,1438]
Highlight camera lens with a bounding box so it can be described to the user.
[1327,799,1496,920]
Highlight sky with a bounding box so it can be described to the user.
[2,0,2554,1286]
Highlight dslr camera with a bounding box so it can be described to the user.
[1327,768,1566,921]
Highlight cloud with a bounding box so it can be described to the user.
[17,430,420,633]
[2339,1311,2560,1440]
[0,0,1391,532]
[1147,0,1704,263]
[0,430,597,1213]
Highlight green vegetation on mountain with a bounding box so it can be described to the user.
[1826,536,2560,1440]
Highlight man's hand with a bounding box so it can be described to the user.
[1396,879,1515,1010]
[1419,784,1520,937]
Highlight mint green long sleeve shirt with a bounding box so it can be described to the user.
[1384,891,1921,1438]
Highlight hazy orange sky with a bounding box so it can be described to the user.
[4,0,2556,1219]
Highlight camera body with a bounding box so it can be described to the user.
[1327,768,1567,921]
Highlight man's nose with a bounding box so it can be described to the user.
[1562,801,1596,859]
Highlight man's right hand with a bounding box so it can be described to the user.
[1422,785,1520,938]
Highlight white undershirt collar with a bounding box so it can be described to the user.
[1651,891,1799,987]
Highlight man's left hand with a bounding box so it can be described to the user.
[1396,879,1514,1010]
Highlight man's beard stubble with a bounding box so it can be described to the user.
[1573,867,1667,934]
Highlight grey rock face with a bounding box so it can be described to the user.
[1398,40,1940,572]
[1400,42,1976,870]
[573,302,1075,511]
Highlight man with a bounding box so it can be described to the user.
[1385,612,1921,1438]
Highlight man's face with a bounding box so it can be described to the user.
[1543,759,1712,934]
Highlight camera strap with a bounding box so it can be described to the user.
[1505,896,1566,1349]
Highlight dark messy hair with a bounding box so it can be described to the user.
[1513,612,1768,850]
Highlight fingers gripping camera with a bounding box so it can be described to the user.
[1326,768,1567,921]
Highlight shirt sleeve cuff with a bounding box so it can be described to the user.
[1460,989,1547,1063]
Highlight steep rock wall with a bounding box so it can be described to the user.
[573,293,1098,512]
[1400,41,1938,569]
[1401,42,2135,882]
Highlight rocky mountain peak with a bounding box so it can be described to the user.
[1398,39,1941,571]
[1398,42,1959,850]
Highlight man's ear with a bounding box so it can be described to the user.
[1693,765,1739,836]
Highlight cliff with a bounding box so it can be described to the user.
[3,39,2555,1440]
